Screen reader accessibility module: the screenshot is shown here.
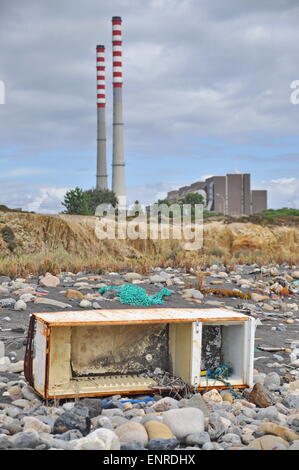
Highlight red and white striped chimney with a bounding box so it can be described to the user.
[96,45,108,190]
[111,16,126,205]
[112,17,123,88]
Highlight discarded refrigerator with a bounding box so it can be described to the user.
[24,308,255,399]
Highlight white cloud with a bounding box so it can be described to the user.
[0,183,68,213]
[254,177,299,208]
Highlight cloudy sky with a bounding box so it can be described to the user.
[0,0,299,212]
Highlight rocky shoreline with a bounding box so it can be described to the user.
[0,263,299,450]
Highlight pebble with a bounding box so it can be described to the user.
[71,428,120,450]
[14,300,27,311]
[248,435,289,450]
[53,410,91,436]
[162,408,204,440]
[115,422,148,446]
[147,438,179,450]
[39,273,60,288]
[144,421,174,440]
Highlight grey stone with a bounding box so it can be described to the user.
[0,435,12,449]
[110,416,128,428]
[264,372,281,389]
[147,438,180,450]
[185,431,210,446]
[3,423,23,435]
[14,300,27,311]
[219,433,241,444]
[124,273,142,282]
[5,406,23,418]
[21,385,39,401]
[93,416,113,430]
[202,442,215,450]
[0,342,4,359]
[77,398,102,418]
[0,298,16,308]
[180,393,210,417]
[102,408,124,417]
[207,414,226,440]
[162,408,204,440]
[282,394,299,409]
[55,429,83,441]
[53,410,91,436]
[289,441,299,450]
[121,440,146,450]
[256,406,279,421]
[10,431,41,449]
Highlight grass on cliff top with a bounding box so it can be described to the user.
[261,208,299,219]
[0,246,297,278]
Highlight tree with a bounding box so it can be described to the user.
[85,188,118,214]
[62,187,90,215]
[180,192,205,205]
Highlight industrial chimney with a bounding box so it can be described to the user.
[96,45,108,190]
[111,16,126,207]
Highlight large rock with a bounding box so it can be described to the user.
[124,273,142,282]
[14,300,27,311]
[207,414,226,440]
[182,289,204,300]
[248,435,289,450]
[180,393,211,417]
[185,432,210,447]
[144,421,174,440]
[251,293,269,302]
[115,422,148,446]
[151,397,179,412]
[22,416,51,434]
[162,408,204,441]
[39,273,60,288]
[249,383,275,407]
[256,406,279,422]
[264,372,281,389]
[65,289,84,299]
[0,298,16,308]
[0,435,12,450]
[10,431,41,449]
[71,428,120,450]
[77,399,102,418]
[53,410,91,436]
[203,389,223,404]
[282,394,299,409]
[21,385,40,401]
[258,423,299,441]
[34,297,71,308]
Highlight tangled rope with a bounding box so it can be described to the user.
[204,365,239,398]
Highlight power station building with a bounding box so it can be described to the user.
[167,173,267,216]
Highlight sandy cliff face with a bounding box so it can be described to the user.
[0,212,298,261]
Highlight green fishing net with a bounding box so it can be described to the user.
[98,283,172,306]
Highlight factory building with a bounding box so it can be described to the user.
[166,173,267,216]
